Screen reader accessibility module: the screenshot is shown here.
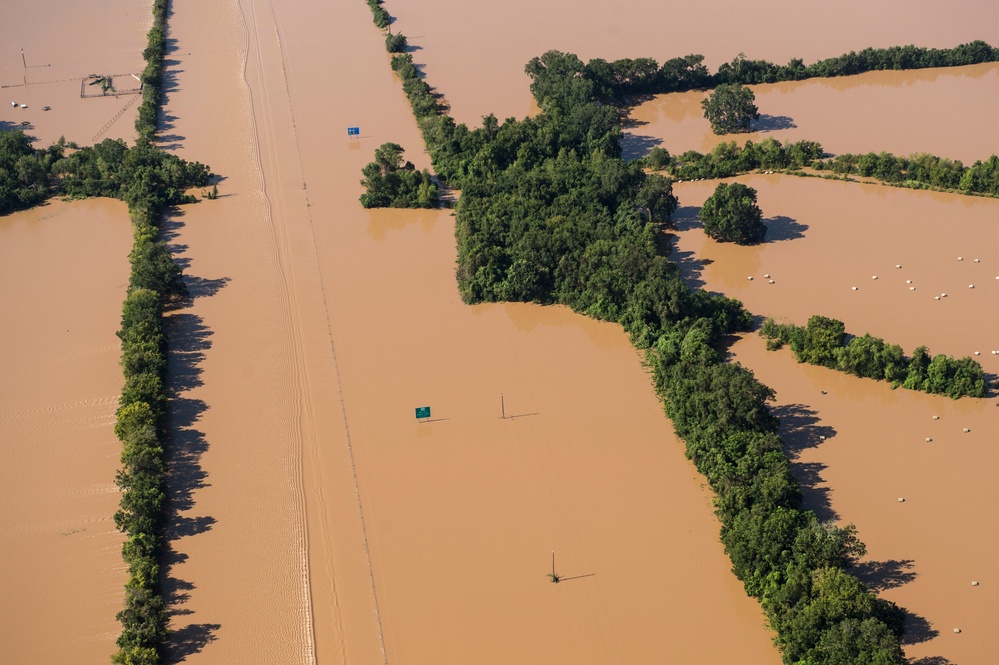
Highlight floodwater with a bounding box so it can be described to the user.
[387,0,999,125]
[672,176,999,663]
[728,335,998,665]
[624,63,999,165]
[159,0,782,662]
[0,0,148,147]
[0,198,131,663]
[672,175,999,372]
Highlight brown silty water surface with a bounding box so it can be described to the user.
[0,199,131,663]
[624,63,999,165]
[0,0,149,147]
[159,0,788,662]
[386,0,999,125]
[671,176,999,663]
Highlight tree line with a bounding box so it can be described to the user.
[647,138,999,199]
[0,130,61,214]
[572,40,999,102]
[761,316,987,399]
[369,10,912,659]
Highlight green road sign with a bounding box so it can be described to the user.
[415,406,431,419]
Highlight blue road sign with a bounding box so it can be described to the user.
[415,406,431,420]
[347,127,360,136]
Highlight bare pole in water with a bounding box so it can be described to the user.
[552,551,555,577]
[21,48,26,69]
[501,393,505,419]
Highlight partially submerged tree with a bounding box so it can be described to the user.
[700,181,766,244]
[701,82,760,134]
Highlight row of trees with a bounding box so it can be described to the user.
[653,137,825,181]
[574,41,999,101]
[111,2,212,664]
[815,151,999,197]
[372,30,909,662]
[761,316,988,398]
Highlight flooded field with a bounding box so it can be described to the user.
[387,0,999,125]
[0,0,148,147]
[672,175,999,373]
[671,176,999,663]
[728,334,998,665]
[624,63,999,165]
[158,0,784,662]
[0,199,131,663]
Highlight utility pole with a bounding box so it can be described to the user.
[21,48,26,69]
[500,393,505,419]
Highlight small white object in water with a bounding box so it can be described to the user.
[964,428,971,433]
[768,280,775,284]
[896,264,902,269]
[925,437,932,442]
[974,258,981,262]
[906,280,912,284]
[972,581,980,586]
[974,351,981,355]
[747,276,754,281]
[898,497,905,502]
[909,287,916,291]
[969,284,975,288]
[764,274,770,278]
[19,104,26,109]
[935,296,941,300]
[941,293,948,297]
[852,286,859,291]
[954,628,962,634]
[958,257,964,261]
[872,275,878,280]
[932,416,940,420]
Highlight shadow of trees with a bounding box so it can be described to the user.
[852,558,916,592]
[619,133,663,162]
[756,114,797,131]
[161,203,227,660]
[764,215,808,242]
[771,403,838,522]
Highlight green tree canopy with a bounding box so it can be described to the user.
[701,82,760,134]
[700,182,766,244]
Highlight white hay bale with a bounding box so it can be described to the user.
[898,497,905,502]
[748,276,754,280]
[972,581,980,586]
[932,415,940,420]
[975,351,981,355]
[935,296,941,300]
[974,258,981,263]
[896,264,902,269]
[953,628,962,634]
[963,428,971,433]
[925,437,932,442]
[768,280,775,284]
[909,287,916,291]
[872,275,878,280]
[958,257,964,261]
[852,286,859,291]
[906,280,912,284]
[764,274,770,278]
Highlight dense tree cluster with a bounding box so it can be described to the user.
[700,182,766,244]
[385,32,408,53]
[701,83,760,134]
[761,316,988,398]
[359,142,439,208]
[0,130,62,214]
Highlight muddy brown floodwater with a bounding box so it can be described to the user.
[0,0,149,147]
[387,0,999,125]
[624,63,999,165]
[158,0,789,662]
[672,176,999,664]
[0,199,131,663]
